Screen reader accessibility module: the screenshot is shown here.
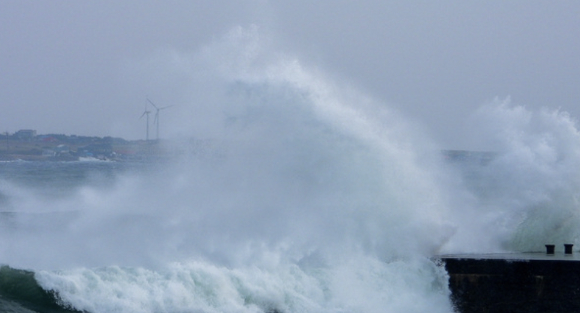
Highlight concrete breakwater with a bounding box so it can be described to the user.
[438,246,580,313]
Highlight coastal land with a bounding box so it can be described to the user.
[1,129,494,163]
[0,130,158,162]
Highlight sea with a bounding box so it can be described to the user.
[3,27,580,313]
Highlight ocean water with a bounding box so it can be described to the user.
[2,26,580,313]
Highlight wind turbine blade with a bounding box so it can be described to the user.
[147,98,159,109]
[159,105,175,110]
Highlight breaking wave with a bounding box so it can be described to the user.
[1,26,580,313]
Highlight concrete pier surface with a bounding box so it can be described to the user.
[437,251,580,313]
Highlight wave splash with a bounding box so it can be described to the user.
[460,100,580,252]
[2,26,580,313]
[32,258,449,313]
[0,266,79,313]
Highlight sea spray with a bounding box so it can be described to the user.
[1,26,457,312]
[462,99,580,252]
[34,257,450,313]
[3,25,580,312]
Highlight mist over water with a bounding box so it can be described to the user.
[1,26,580,313]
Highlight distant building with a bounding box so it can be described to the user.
[15,129,37,140]
[39,135,59,143]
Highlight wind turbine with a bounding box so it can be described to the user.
[147,98,174,141]
[140,106,151,141]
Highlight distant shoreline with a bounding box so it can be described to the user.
[0,132,159,162]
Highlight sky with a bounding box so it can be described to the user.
[1,1,579,150]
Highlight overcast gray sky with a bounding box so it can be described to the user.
[1,1,579,149]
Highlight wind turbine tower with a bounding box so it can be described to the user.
[140,107,151,141]
[147,98,174,141]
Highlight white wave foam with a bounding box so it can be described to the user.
[35,256,450,313]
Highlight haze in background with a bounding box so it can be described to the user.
[1,1,579,150]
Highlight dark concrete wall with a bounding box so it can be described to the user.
[442,257,580,313]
